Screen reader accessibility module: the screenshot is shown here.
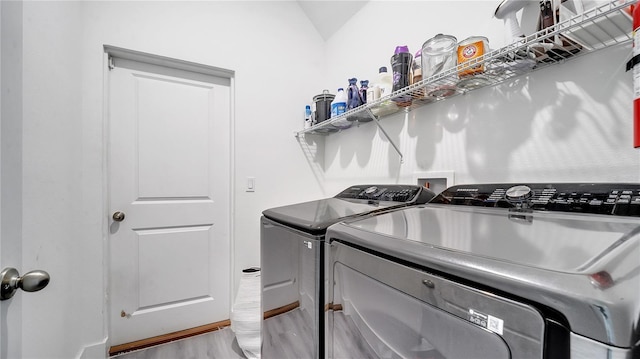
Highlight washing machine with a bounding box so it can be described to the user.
[261,184,436,359]
[327,183,640,359]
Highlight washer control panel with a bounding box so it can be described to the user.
[335,185,435,204]
[431,183,640,216]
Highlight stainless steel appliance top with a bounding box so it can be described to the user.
[262,184,434,234]
[328,183,640,349]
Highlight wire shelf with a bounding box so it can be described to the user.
[297,0,635,137]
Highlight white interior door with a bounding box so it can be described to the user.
[108,54,232,346]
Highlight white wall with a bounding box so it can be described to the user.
[14,0,640,358]
[18,1,325,357]
[321,1,640,192]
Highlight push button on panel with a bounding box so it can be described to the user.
[629,196,640,216]
[485,189,506,203]
[610,189,635,216]
[617,196,631,204]
[550,194,569,210]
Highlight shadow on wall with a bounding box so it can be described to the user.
[462,75,540,180]
[298,135,326,191]
[322,112,405,178]
[320,44,632,180]
[339,111,406,179]
[354,121,377,168]
[409,97,464,171]
[337,121,375,168]
[382,113,404,179]
[412,43,631,179]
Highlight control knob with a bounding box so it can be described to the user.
[505,185,533,203]
[364,186,378,195]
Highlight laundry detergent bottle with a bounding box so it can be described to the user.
[359,80,369,104]
[331,88,347,118]
[347,78,363,110]
[375,66,393,99]
[391,45,413,105]
[370,67,398,117]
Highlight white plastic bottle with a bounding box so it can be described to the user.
[375,67,393,99]
[331,88,347,118]
[370,67,398,116]
[366,84,378,104]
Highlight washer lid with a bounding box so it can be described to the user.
[339,205,639,272]
[262,198,403,234]
[263,185,434,234]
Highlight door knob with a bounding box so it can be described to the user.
[0,267,50,300]
[112,211,125,222]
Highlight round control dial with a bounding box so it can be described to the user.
[505,185,533,202]
[364,186,378,194]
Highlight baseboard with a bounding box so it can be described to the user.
[263,301,299,319]
[109,302,303,356]
[108,319,231,356]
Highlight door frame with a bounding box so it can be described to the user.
[0,1,24,357]
[102,45,236,353]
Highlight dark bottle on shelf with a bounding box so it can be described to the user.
[347,78,363,110]
[359,80,369,104]
[390,45,413,106]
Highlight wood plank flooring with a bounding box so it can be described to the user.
[332,311,379,359]
[261,308,314,358]
[112,310,377,359]
[111,328,245,359]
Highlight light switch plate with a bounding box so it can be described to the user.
[246,177,255,192]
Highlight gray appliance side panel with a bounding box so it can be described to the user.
[261,216,325,359]
[261,216,323,313]
[331,242,545,359]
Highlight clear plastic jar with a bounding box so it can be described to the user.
[421,34,458,79]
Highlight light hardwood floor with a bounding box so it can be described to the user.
[112,309,376,359]
[111,327,246,359]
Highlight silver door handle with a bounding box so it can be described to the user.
[0,267,50,300]
[111,211,124,222]
[112,211,125,222]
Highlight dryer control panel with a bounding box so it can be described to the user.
[335,185,435,204]
[430,183,640,217]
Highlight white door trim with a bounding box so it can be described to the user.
[101,45,235,353]
[104,46,234,79]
